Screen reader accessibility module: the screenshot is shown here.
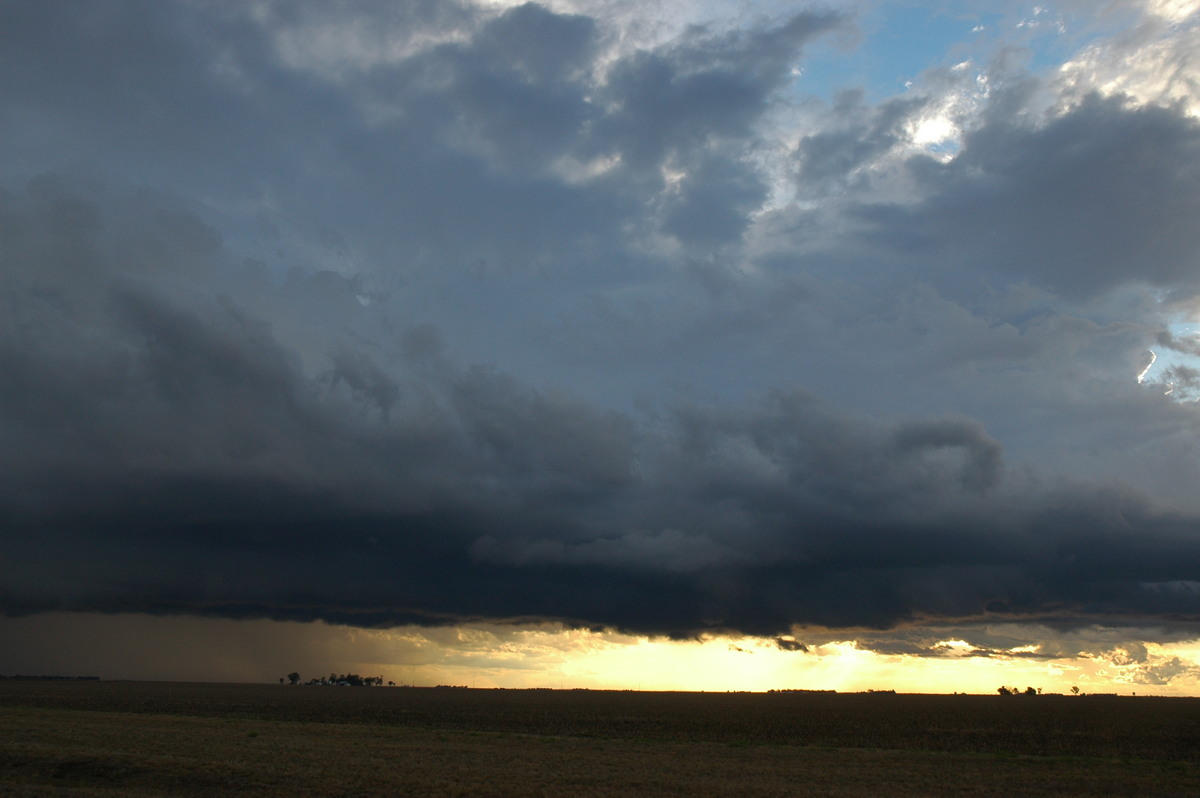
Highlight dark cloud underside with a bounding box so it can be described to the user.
[2,0,1200,645]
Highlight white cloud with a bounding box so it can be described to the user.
[1054,0,1200,114]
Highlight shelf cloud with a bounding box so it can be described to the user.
[3,0,1200,656]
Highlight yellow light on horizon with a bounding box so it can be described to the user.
[3,613,1200,696]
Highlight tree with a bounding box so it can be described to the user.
[287,672,301,685]
[1071,685,1080,696]
[997,686,1012,696]
[1024,686,1037,696]
[279,677,284,685]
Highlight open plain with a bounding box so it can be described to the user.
[2,680,1198,796]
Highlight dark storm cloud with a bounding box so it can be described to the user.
[796,90,927,191]
[861,92,1200,298]
[5,173,1200,638]
[594,11,845,168]
[572,8,844,248]
[773,637,808,652]
[0,1,338,199]
[2,1,1200,647]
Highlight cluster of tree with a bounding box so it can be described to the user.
[279,672,391,686]
[997,686,1042,696]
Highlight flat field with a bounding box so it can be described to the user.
[2,681,1198,796]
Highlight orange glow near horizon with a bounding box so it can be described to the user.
[2,613,1199,696]
[286,622,1200,696]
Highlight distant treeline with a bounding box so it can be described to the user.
[283,673,389,686]
[1,675,100,681]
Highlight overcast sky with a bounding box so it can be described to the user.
[3,0,1200,685]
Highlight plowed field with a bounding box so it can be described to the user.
[2,681,1197,796]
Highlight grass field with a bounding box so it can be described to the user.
[2,681,1198,796]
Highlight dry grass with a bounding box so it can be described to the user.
[2,681,1198,796]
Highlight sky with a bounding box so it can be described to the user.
[2,0,1200,694]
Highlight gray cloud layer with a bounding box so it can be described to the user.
[2,1,1200,645]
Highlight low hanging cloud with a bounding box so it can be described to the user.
[2,0,1200,650]
[774,637,808,652]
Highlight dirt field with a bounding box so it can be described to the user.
[2,681,1198,796]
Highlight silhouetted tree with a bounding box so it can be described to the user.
[1024,686,1037,696]
[1071,685,1080,695]
[287,672,301,685]
[997,686,1012,696]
